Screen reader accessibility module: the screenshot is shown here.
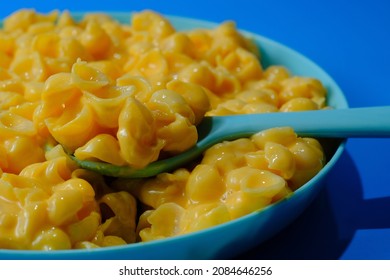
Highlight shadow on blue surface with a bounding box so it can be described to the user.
[236,149,390,259]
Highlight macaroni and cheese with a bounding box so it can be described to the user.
[0,10,326,249]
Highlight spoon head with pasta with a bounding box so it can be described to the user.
[70,106,390,178]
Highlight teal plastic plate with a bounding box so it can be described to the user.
[0,12,348,260]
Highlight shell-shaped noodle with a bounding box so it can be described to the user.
[13,201,47,244]
[45,103,98,151]
[3,9,57,32]
[9,52,47,82]
[148,89,196,124]
[279,77,326,108]
[39,72,82,119]
[263,65,290,83]
[79,19,112,59]
[66,211,100,244]
[180,203,230,233]
[83,85,134,128]
[166,79,210,124]
[116,74,153,102]
[0,111,36,137]
[98,191,137,243]
[32,32,60,58]
[157,113,198,152]
[177,62,216,91]
[1,135,45,174]
[71,61,110,92]
[31,227,71,250]
[0,92,25,110]
[251,127,297,150]
[237,89,279,107]
[139,202,185,241]
[126,168,189,209]
[160,32,195,57]
[132,48,169,78]
[47,188,83,226]
[185,164,225,203]
[218,47,263,83]
[279,97,319,112]
[74,134,126,166]
[131,10,175,40]
[19,156,75,187]
[117,97,164,168]
[264,142,296,179]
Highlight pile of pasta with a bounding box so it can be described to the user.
[0,9,326,250]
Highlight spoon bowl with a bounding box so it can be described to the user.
[72,106,390,178]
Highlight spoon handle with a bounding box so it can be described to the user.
[206,106,390,142]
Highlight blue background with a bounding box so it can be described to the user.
[1,0,390,259]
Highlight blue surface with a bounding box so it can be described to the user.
[1,0,390,260]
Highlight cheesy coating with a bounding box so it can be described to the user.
[0,10,326,249]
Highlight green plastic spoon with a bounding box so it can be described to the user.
[71,106,390,178]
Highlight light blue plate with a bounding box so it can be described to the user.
[0,12,348,260]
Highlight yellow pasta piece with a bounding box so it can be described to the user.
[131,10,175,40]
[139,202,185,241]
[251,127,297,149]
[0,111,36,137]
[71,60,110,91]
[100,235,127,247]
[279,77,326,108]
[57,10,75,28]
[160,32,196,57]
[117,97,163,168]
[9,52,48,82]
[0,91,25,110]
[87,60,123,81]
[180,203,230,233]
[185,164,225,203]
[148,89,196,124]
[79,19,112,59]
[123,168,189,209]
[116,74,153,102]
[1,135,45,174]
[83,86,133,129]
[23,81,44,102]
[202,138,256,174]
[58,37,91,62]
[15,201,48,242]
[74,134,126,166]
[218,47,263,83]
[288,138,325,190]
[157,113,198,153]
[279,97,319,112]
[264,142,296,179]
[130,48,169,78]
[45,102,98,151]
[31,227,72,250]
[0,51,12,68]
[177,62,216,92]
[166,80,210,125]
[47,188,84,226]
[35,73,81,121]
[19,156,75,187]
[3,9,58,32]
[0,31,17,56]
[66,211,100,244]
[263,65,290,83]
[98,191,137,243]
